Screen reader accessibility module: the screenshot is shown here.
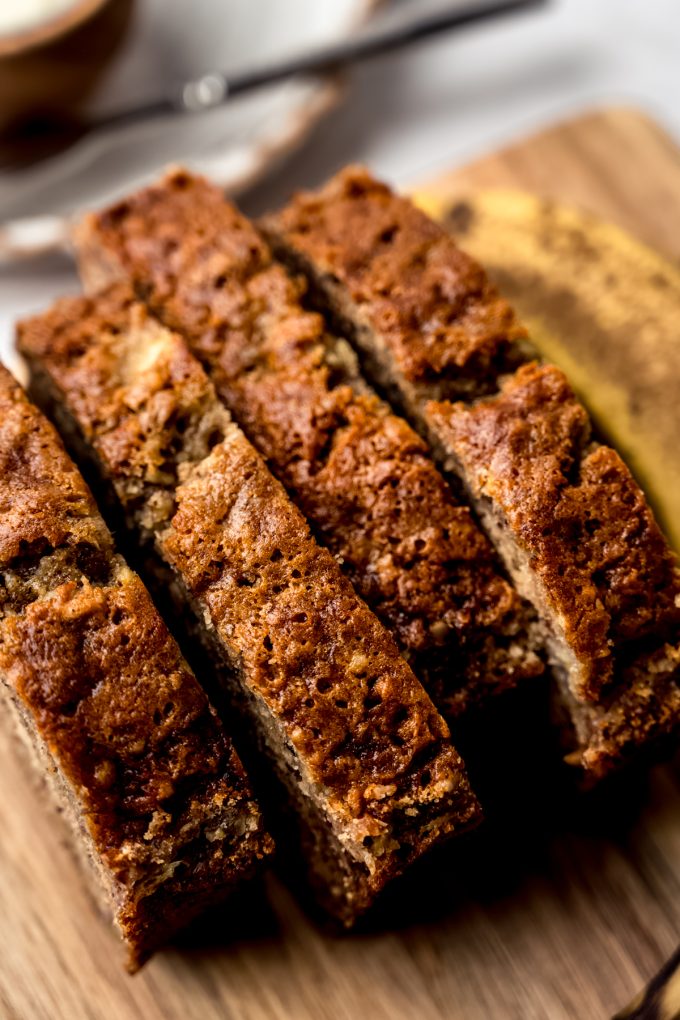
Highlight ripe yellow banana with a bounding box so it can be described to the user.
[413,188,680,551]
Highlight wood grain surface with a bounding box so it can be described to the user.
[2,107,680,1020]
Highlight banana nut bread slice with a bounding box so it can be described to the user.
[18,286,481,926]
[0,363,272,971]
[260,166,680,780]
[71,168,543,720]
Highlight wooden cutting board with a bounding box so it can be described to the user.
[2,107,680,1020]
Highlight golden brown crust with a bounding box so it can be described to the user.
[428,364,680,700]
[166,433,462,802]
[71,170,543,717]
[0,369,114,591]
[262,165,530,399]
[262,166,680,776]
[18,290,481,925]
[0,365,272,968]
[18,284,229,543]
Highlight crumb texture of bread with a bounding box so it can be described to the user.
[18,288,481,925]
[71,170,544,718]
[0,365,272,969]
[260,166,680,778]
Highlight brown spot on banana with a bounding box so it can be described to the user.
[412,187,680,553]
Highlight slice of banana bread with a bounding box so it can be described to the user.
[260,166,680,779]
[71,168,543,720]
[18,287,481,926]
[0,363,272,970]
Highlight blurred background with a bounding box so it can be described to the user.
[245,0,680,210]
[0,0,679,359]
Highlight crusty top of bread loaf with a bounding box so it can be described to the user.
[73,170,542,715]
[429,363,680,700]
[165,430,468,809]
[19,284,232,541]
[262,166,680,773]
[434,367,680,701]
[0,370,114,601]
[19,289,480,894]
[0,365,271,965]
[262,165,530,397]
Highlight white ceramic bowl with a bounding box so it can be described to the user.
[0,0,133,132]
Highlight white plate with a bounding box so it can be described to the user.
[0,0,376,254]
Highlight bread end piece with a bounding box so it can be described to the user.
[0,364,273,969]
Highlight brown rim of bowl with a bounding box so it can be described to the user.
[0,0,112,59]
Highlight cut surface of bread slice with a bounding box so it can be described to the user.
[18,287,481,926]
[260,166,680,780]
[70,168,544,719]
[0,364,272,970]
